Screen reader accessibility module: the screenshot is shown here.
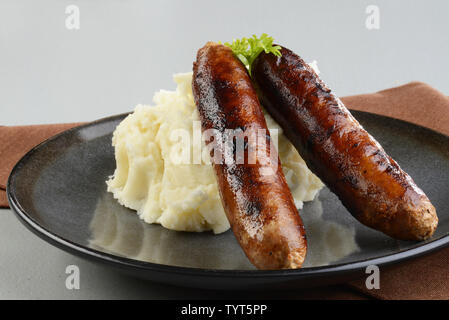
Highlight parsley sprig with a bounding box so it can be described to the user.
[224,34,281,75]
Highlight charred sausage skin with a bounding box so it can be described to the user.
[192,42,307,269]
[252,46,437,240]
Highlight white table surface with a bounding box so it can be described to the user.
[1,0,448,299]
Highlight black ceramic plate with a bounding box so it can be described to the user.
[7,111,449,290]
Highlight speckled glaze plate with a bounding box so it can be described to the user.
[7,111,449,290]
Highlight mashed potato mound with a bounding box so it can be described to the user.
[107,72,324,234]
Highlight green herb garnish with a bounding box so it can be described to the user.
[224,33,281,75]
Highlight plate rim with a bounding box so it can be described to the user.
[6,111,449,279]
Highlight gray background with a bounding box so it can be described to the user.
[0,0,447,299]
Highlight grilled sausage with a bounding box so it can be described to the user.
[192,42,307,269]
[252,46,438,241]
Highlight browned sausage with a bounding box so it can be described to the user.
[252,46,438,241]
[192,42,307,269]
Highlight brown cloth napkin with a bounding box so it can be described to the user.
[0,82,448,299]
[0,123,82,207]
[342,81,449,136]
